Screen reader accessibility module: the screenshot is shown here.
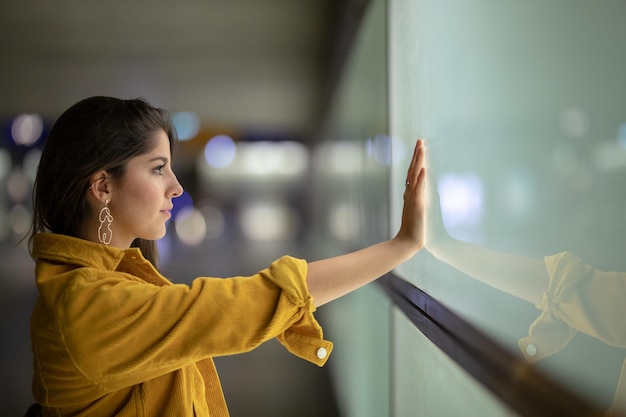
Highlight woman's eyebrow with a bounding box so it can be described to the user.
[148,156,168,164]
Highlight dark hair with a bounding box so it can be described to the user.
[30,96,177,266]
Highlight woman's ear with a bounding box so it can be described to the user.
[88,171,111,203]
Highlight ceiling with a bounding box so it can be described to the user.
[0,1,366,140]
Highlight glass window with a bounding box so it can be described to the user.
[390,0,626,413]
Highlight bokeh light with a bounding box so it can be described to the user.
[314,141,361,175]
[328,201,360,241]
[437,172,484,230]
[204,135,236,168]
[238,141,309,176]
[174,206,207,246]
[171,191,194,222]
[329,141,361,174]
[198,200,225,240]
[239,201,299,242]
[6,168,30,203]
[171,111,200,141]
[10,113,44,146]
[390,136,408,166]
[197,140,309,183]
[239,142,280,175]
[275,141,308,176]
[366,134,392,166]
[9,204,31,237]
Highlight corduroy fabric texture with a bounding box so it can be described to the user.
[30,233,332,416]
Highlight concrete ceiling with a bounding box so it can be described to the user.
[0,0,360,139]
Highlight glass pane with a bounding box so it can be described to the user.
[314,1,391,416]
[393,310,519,417]
[390,0,626,413]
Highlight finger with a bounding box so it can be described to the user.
[416,166,426,191]
[415,140,425,182]
[408,139,425,191]
[417,140,426,186]
[406,139,422,187]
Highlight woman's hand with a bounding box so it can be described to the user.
[394,139,427,253]
[306,139,427,307]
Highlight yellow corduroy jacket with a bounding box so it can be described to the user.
[30,233,333,416]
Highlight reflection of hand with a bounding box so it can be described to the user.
[394,139,427,253]
[424,177,451,256]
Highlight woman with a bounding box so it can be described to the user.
[27,96,426,416]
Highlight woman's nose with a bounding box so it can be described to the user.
[170,174,184,198]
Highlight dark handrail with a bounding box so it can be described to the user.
[379,273,614,417]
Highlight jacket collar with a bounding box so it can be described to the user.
[32,233,144,271]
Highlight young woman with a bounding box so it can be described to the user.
[27,96,426,416]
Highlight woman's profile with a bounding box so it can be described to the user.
[27,96,426,416]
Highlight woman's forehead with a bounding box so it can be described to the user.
[143,130,172,158]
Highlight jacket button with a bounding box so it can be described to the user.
[526,344,537,357]
[316,347,327,359]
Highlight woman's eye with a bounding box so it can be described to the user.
[154,164,165,175]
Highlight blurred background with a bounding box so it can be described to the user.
[6,1,625,416]
[0,1,373,415]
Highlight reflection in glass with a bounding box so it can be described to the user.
[390,0,626,413]
[426,185,626,414]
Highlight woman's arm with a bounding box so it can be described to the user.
[307,139,426,307]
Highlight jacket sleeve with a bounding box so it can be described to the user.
[519,252,626,362]
[58,255,332,390]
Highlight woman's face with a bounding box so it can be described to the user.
[108,129,183,247]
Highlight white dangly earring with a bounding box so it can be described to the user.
[98,199,114,245]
